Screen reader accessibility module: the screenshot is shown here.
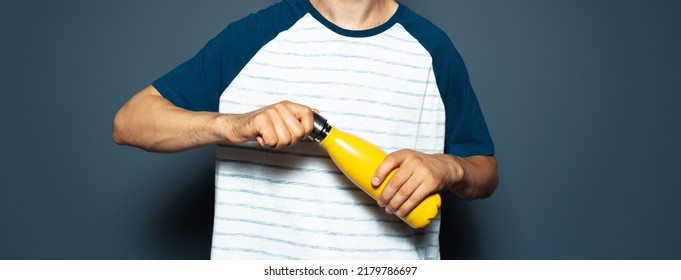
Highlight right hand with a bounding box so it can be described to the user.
[224,100,315,149]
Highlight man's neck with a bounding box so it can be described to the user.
[310,0,399,30]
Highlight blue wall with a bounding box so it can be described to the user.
[1,0,679,259]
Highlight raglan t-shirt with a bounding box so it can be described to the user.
[153,0,494,260]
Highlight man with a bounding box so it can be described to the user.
[113,0,498,259]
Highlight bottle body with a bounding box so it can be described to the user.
[319,126,441,229]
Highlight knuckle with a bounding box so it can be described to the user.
[279,134,292,145]
[273,138,289,149]
[385,153,399,163]
[397,185,413,197]
[388,172,401,185]
[278,100,293,109]
[260,137,272,147]
[253,113,267,123]
[270,106,283,114]
[391,190,405,201]
[410,190,427,204]
[396,149,412,158]
[293,130,305,140]
[406,193,420,204]
[379,189,394,202]
[291,124,304,135]
[399,203,415,216]
[275,143,287,149]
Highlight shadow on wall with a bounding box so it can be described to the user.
[440,191,480,260]
[144,161,215,260]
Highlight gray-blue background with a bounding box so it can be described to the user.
[1,0,679,259]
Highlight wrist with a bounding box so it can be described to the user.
[433,153,468,195]
[444,154,466,187]
[441,155,498,200]
[214,113,250,144]
[212,113,232,143]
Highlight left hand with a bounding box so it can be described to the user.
[372,149,463,217]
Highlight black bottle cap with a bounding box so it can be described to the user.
[309,112,332,143]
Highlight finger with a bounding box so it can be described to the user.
[377,168,410,209]
[252,109,283,148]
[269,111,292,149]
[395,184,431,218]
[256,136,265,147]
[386,174,422,216]
[372,150,407,187]
[395,191,425,217]
[257,120,278,148]
[283,102,314,138]
[298,108,315,137]
[277,105,307,142]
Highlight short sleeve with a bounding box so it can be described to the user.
[400,8,494,157]
[435,40,495,157]
[152,0,308,112]
[152,30,227,112]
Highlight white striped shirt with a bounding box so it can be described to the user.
[153,0,494,260]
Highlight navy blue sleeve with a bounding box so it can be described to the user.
[152,29,226,112]
[400,8,495,157]
[152,0,306,112]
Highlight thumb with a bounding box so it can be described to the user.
[372,151,406,187]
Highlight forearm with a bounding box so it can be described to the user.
[441,154,499,200]
[112,86,225,152]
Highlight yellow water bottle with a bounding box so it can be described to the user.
[308,112,441,228]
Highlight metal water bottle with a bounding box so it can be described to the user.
[308,112,441,228]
